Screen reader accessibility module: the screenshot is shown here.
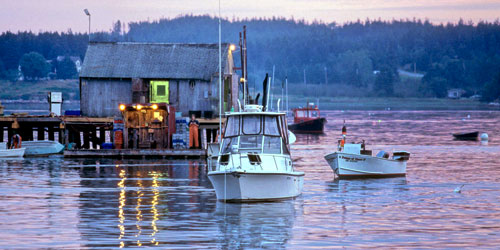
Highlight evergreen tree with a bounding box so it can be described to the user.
[481,70,500,102]
[56,57,77,79]
[19,52,50,80]
[374,65,395,96]
[0,59,6,79]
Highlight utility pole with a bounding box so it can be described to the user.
[303,69,306,85]
[324,66,328,86]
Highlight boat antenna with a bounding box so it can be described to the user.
[218,1,222,145]
[218,0,227,204]
[285,76,288,115]
[262,73,269,110]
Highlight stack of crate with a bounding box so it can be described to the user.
[172,118,189,149]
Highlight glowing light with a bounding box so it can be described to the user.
[151,104,158,110]
[119,104,126,111]
[150,171,159,245]
[135,179,143,247]
[118,169,127,248]
[136,104,143,110]
[229,44,236,51]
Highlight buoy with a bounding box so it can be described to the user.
[454,184,465,193]
[480,133,489,141]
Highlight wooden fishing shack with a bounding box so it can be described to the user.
[72,42,241,156]
[79,42,240,118]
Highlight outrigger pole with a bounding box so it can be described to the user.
[218,0,222,144]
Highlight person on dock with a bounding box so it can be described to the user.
[189,114,200,149]
[10,134,22,149]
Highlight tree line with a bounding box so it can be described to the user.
[1,15,499,101]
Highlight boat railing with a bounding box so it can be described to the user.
[216,152,290,172]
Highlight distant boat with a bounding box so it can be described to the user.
[288,103,327,134]
[22,141,65,156]
[325,144,409,179]
[0,142,25,158]
[453,131,479,141]
[324,124,410,179]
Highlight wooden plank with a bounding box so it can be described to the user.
[64,149,206,158]
[0,116,114,124]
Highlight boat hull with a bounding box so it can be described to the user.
[289,118,326,134]
[23,141,65,156]
[0,148,26,158]
[453,131,479,141]
[208,171,304,202]
[324,152,406,179]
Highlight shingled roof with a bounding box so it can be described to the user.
[80,42,229,81]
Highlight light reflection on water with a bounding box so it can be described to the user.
[0,111,499,249]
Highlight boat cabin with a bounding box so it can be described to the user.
[293,103,321,124]
[220,111,290,156]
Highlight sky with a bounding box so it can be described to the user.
[1,0,499,33]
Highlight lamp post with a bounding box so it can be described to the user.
[84,9,91,41]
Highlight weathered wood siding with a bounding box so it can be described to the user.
[169,79,218,116]
[81,79,132,117]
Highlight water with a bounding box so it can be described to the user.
[1,110,499,249]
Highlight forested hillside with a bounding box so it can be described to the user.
[1,15,500,100]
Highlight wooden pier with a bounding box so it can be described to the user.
[64,149,206,159]
[0,114,217,159]
[0,115,114,148]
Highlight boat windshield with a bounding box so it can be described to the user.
[224,115,282,137]
[296,110,306,118]
[221,135,285,154]
[221,114,288,154]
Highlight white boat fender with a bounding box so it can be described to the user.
[288,130,296,144]
[480,133,489,141]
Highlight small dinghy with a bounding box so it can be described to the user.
[324,124,410,179]
[22,140,65,156]
[452,131,479,141]
[0,142,25,158]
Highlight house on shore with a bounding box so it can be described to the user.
[79,42,239,117]
[447,88,466,99]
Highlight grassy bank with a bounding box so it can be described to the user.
[1,80,496,111]
[0,80,79,101]
[282,96,497,110]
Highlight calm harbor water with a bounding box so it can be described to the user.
[1,110,499,249]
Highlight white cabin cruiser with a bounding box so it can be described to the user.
[324,124,410,179]
[208,104,304,202]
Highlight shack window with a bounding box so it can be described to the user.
[264,116,280,136]
[224,116,240,137]
[157,85,166,96]
[296,110,305,117]
[242,115,262,135]
[310,111,319,118]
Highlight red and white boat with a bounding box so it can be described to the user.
[288,103,326,134]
